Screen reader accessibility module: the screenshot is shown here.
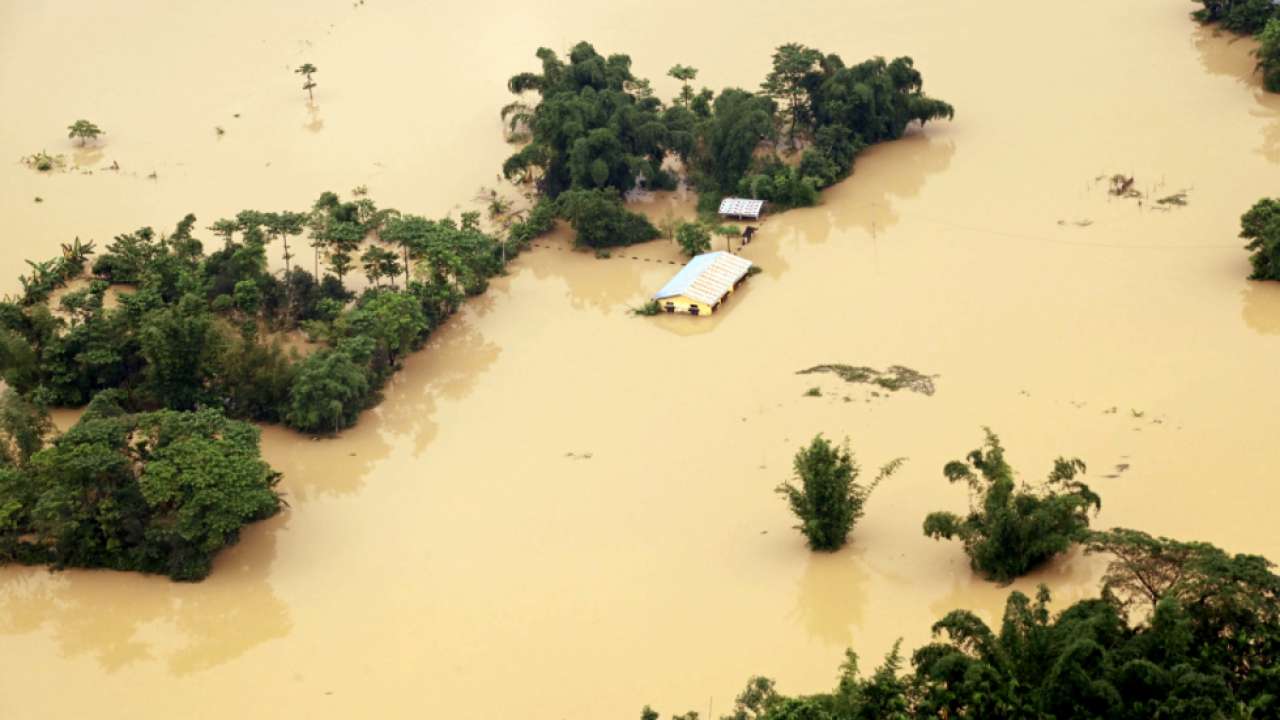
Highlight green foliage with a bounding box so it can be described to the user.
[1194,0,1278,34]
[632,300,661,316]
[1261,19,1280,92]
[0,407,280,581]
[0,190,515,438]
[923,429,1101,582]
[738,160,820,210]
[776,435,901,551]
[502,42,681,196]
[285,344,372,434]
[694,88,777,195]
[67,119,103,146]
[556,188,660,248]
[650,533,1280,717]
[1239,196,1280,280]
[675,221,711,256]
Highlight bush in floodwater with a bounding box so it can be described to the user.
[923,428,1100,582]
[675,221,710,257]
[1261,19,1280,94]
[1240,196,1280,280]
[776,435,902,551]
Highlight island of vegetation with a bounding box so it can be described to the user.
[501,41,953,250]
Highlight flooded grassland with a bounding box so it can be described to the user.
[2,0,1280,718]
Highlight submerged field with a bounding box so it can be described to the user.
[3,0,1280,717]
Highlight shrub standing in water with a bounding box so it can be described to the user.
[776,435,902,551]
[1240,196,1280,280]
[923,428,1100,582]
[675,221,710,257]
[1260,19,1280,92]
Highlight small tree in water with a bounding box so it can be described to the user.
[776,435,903,551]
[675,221,710,257]
[67,119,103,146]
[295,63,318,101]
[923,428,1101,582]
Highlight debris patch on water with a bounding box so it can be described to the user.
[796,364,938,396]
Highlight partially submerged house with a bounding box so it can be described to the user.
[652,251,753,315]
[718,197,765,220]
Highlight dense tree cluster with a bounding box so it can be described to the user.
[645,530,1280,718]
[923,429,1101,582]
[776,435,901,551]
[0,190,554,435]
[502,41,953,234]
[0,390,280,581]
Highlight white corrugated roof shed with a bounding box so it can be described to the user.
[718,198,765,218]
[653,251,754,305]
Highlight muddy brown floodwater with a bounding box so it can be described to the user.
[3,0,1280,717]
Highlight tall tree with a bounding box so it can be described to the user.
[761,44,822,146]
[295,63,318,101]
[667,64,698,108]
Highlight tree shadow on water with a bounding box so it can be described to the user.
[0,512,292,676]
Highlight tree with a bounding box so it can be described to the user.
[1260,19,1280,92]
[675,222,710,257]
[0,389,52,468]
[775,435,902,551]
[67,119,104,146]
[667,64,698,108]
[139,294,226,411]
[295,63,318,101]
[1239,197,1280,280]
[923,428,1101,582]
[761,44,822,146]
[556,188,660,248]
[285,345,372,433]
[695,89,777,195]
[0,407,281,581]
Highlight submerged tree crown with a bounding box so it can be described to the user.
[923,428,1100,582]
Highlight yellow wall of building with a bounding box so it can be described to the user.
[658,295,714,315]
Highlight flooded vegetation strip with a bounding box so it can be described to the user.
[797,364,938,395]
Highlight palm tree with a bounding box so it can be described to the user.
[295,63,318,101]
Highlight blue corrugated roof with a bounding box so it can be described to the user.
[653,251,732,300]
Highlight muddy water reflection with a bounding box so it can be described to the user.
[0,513,290,676]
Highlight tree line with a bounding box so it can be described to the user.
[0,189,557,579]
[0,189,555,435]
[500,41,953,251]
[642,430,1279,718]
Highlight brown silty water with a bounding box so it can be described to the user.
[2,0,1280,717]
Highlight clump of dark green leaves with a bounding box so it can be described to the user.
[923,428,1100,582]
[1240,196,1280,280]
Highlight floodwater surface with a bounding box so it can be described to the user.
[2,1,1280,718]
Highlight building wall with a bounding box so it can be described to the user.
[659,295,715,315]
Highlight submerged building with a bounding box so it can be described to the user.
[652,251,754,315]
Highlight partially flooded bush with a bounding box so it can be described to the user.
[923,428,1100,582]
[776,435,903,551]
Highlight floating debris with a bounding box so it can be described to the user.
[797,364,937,396]
[803,386,822,397]
[1109,174,1140,198]
[1156,191,1188,206]
[33,196,42,203]
[21,150,66,172]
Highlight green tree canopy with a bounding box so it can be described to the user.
[776,435,902,551]
[923,428,1100,582]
